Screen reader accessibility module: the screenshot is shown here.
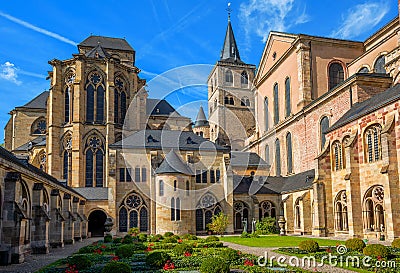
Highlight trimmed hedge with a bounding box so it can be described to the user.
[102,261,132,273]
[145,251,171,268]
[67,255,92,270]
[115,244,146,258]
[345,238,366,252]
[164,232,174,237]
[104,234,112,243]
[163,236,178,244]
[392,238,400,249]
[205,235,219,242]
[298,240,319,253]
[363,244,390,258]
[173,244,193,255]
[181,234,198,240]
[199,257,230,273]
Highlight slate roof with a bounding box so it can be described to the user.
[78,35,134,52]
[220,20,243,63]
[15,136,46,151]
[155,150,194,175]
[230,151,269,168]
[233,169,315,195]
[194,106,209,127]
[85,44,110,58]
[73,188,109,200]
[327,83,400,133]
[18,91,49,109]
[109,129,228,151]
[146,98,181,117]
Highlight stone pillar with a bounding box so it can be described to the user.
[31,183,50,254]
[72,197,82,242]
[49,190,64,248]
[296,40,312,109]
[62,193,75,244]
[79,200,88,239]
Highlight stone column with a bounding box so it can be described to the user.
[72,197,82,242]
[31,183,50,254]
[62,193,75,244]
[49,190,64,247]
[79,200,88,239]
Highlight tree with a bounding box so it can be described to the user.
[207,212,229,236]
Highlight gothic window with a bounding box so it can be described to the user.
[171,197,175,221]
[119,192,148,232]
[365,125,381,163]
[285,77,291,117]
[234,201,249,230]
[264,97,269,131]
[295,198,301,229]
[64,71,75,123]
[320,116,329,150]
[196,193,222,231]
[230,97,234,105]
[159,180,164,196]
[141,167,147,182]
[273,83,279,125]
[64,88,70,123]
[202,170,207,183]
[86,71,105,123]
[85,135,104,187]
[214,99,217,110]
[374,55,386,74]
[265,145,270,165]
[241,71,248,86]
[210,169,215,183]
[332,141,343,171]
[62,135,72,185]
[174,180,177,191]
[335,191,348,231]
[225,69,233,84]
[358,67,369,73]
[259,201,276,219]
[135,167,141,182]
[176,198,181,221]
[216,169,221,183]
[363,185,384,231]
[328,63,344,90]
[241,96,250,107]
[286,133,293,174]
[114,76,128,124]
[275,138,281,176]
[31,117,46,135]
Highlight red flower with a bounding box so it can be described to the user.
[244,259,254,267]
[163,260,175,270]
[377,256,382,261]
[111,255,119,261]
[65,264,79,273]
[203,245,208,248]
[326,248,332,253]
[184,252,192,257]
[93,249,102,254]
[178,239,183,243]
[146,247,153,252]
[101,245,106,249]
[148,243,154,247]
[237,251,241,255]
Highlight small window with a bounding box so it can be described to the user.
[135,167,141,182]
[230,97,234,105]
[202,171,207,183]
[320,116,329,149]
[241,71,248,86]
[332,141,343,171]
[275,139,281,176]
[119,168,125,182]
[264,97,269,131]
[328,63,344,90]
[141,168,147,182]
[374,55,386,74]
[286,133,293,174]
[225,69,233,84]
[216,169,221,183]
[126,168,132,182]
[171,197,175,221]
[176,198,181,221]
[174,180,177,191]
[365,125,381,163]
[159,180,164,196]
[273,83,279,125]
[210,169,215,183]
[285,77,291,117]
[196,171,201,183]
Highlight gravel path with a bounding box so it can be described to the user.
[223,242,355,273]
[0,238,98,273]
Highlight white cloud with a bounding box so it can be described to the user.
[0,10,77,46]
[0,61,21,85]
[239,0,309,43]
[330,2,389,39]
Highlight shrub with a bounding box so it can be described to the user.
[392,238,400,249]
[363,244,390,258]
[205,235,220,242]
[173,244,193,256]
[249,232,260,238]
[345,238,366,252]
[219,248,240,264]
[181,234,198,240]
[164,232,174,237]
[146,251,171,268]
[195,241,224,248]
[256,217,278,234]
[138,233,147,242]
[199,257,230,273]
[207,213,229,236]
[102,261,132,273]
[104,234,113,243]
[122,234,134,244]
[128,227,139,236]
[67,255,92,270]
[172,234,181,241]
[298,240,319,253]
[163,236,178,244]
[115,244,146,258]
[149,234,163,242]
[113,237,122,244]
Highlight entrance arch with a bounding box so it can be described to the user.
[88,210,107,237]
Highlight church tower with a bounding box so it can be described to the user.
[192,106,210,139]
[208,8,256,151]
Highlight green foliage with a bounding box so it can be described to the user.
[173,243,193,255]
[145,251,171,268]
[207,212,229,236]
[137,233,147,242]
[164,231,174,237]
[181,234,198,240]
[104,234,112,243]
[122,234,135,244]
[363,244,390,258]
[219,248,240,264]
[172,234,181,240]
[199,257,230,273]
[115,244,146,258]
[205,235,220,242]
[345,238,366,252]
[255,217,278,234]
[128,227,139,236]
[240,231,251,238]
[392,238,400,248]
[113,237,122,244]
[163,236,178,243]
[67,254,92,270]
[194,241,224,248]
[149,234,163,242]
[102,261,132,273]
[298,240,319,253]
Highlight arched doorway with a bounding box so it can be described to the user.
[88,210,107,237]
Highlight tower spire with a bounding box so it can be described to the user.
[220,3,242,63]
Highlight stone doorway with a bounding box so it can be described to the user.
[88,210,106,237]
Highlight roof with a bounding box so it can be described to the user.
[78,35,134,52]
[194,106,209,127]
[155,150,194,175]
[85,44,110,58]
[110,129,228,151]
[220,20,243,63]
[73,188,109,200]
[146,98,181,117]
[327,83,400,133]
[233,169,315,195]
[18,91,49,109]
[230,151,269,168]
[15,136,46,151]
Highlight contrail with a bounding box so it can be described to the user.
[0,10,77,46]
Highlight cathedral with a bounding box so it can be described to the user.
[2,4,400,265]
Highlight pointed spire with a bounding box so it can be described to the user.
[194,106,209,127]
[155,149,194,175]
[220,4,242,63]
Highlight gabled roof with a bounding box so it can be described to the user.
[146,98,181,117]
[85,44,110,58]
[18,91,49,109]
[155,149,194,175]
[15,136,46,151]
[78,35,134,52]
[220,20,242,63]
[194,106,209,127]
[230,151,269,168]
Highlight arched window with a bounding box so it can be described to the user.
[114,76,128,124]
[320,116,329,149]
[38,152,46,171]
[159,180,164,196]
[286,133,293,174]
[358,67,369,73]
[119,192,148,232]
[85,135,104,187]
[64,88,70,123]
[265,145,270,165]
[328,63,344,90]
[62,135,72,185]
[230,97,234,105]
[31,117,46,135]
[264,97,269,131]
[176,198,181,221]
[174,180,177,191]
[332,141,343,171]
[295,198,301,229]
[374,55,386,74]
[275,138,281,176]
[365,125,381,163]
[195,193,222,231]
[241,71,248,86]
[363,185,384,231]
[64,71,75,123]
[186,181,190,196]
[86,71,105,123]
[171,197,175,221]
[234,201,249,231]
[335,191,348,231]
[225,69,233,84]
[273,83,279,125]
[214,99,217,109]
[285,78,291,117]
[259,201,276,219]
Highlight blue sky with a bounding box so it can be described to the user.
[0,0,398,142]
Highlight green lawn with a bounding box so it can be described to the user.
[220,235,344,248]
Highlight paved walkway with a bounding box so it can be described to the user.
[0,238,97,273]
[223,242,354,273]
